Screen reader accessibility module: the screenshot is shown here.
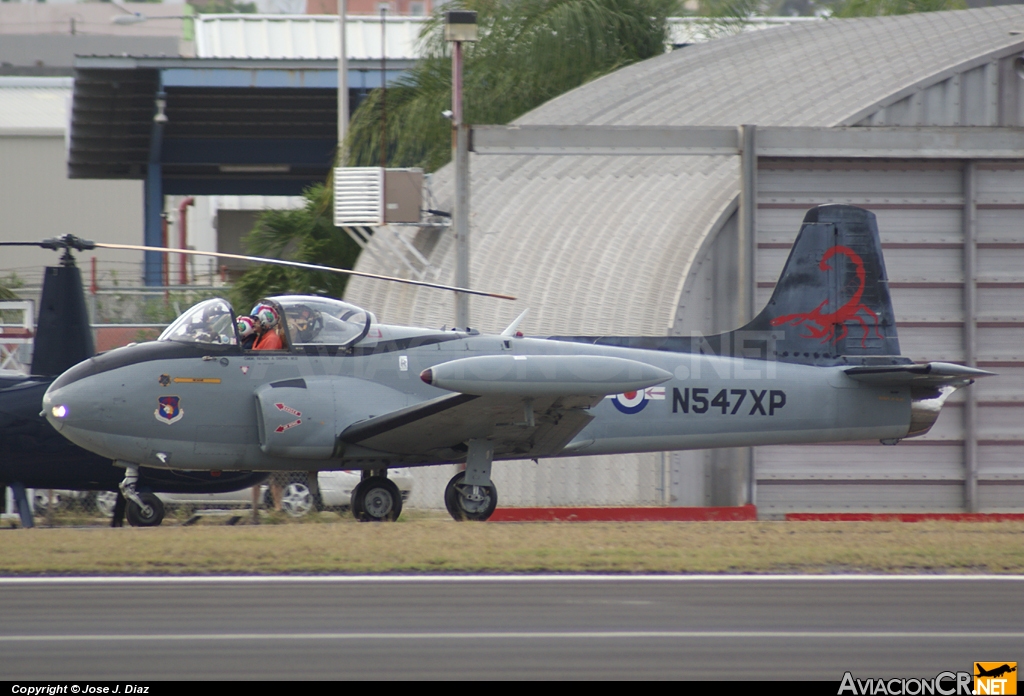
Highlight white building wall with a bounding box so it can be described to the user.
[0,134,143,286]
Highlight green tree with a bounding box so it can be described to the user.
[230,185,361,311]
[233,0,674,303]
[346,0,675,171]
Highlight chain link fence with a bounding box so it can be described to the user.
[3,455,672,526]
[2,472,355,527]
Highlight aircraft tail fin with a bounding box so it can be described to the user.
[547,204,903,365]
[738,204,901,365]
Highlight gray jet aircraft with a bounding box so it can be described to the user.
[42,205,991,521]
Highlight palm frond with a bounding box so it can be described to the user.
[231,184,361,310]
[347,0,673,171]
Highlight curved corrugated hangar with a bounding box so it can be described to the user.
[344,6,1024,513]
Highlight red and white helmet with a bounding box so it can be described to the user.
[236,315,257,338]
[252,303,279,330]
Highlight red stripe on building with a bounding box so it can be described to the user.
[785,513,1024,522]
[488,505,757,522]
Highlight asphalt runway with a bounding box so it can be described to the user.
[0,576,1021,680]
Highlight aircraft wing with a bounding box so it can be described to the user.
[844,362,994,387]
[340,354,672,460]
[339,391,600,459]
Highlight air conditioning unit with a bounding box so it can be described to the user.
[334,167,423,226]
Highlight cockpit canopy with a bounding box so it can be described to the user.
[269,295,375,347]
[158,296,376,348]
[158,298,236,346]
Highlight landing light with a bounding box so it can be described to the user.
[51,405,68,419]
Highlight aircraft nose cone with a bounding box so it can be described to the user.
[42,382,68,430]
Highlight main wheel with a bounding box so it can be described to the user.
[126,492,165,527]
[444,471,497,521]
[351,476,402,522]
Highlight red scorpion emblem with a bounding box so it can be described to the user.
[770,245,883,348]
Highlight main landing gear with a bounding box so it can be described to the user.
[350,470,402,522]
[444,438,498,522]
[444,471,498,521]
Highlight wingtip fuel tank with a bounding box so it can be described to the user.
[420,354,672,397]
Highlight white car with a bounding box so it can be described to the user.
[156,469,415,518]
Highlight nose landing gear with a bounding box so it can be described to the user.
[117,462,166,527]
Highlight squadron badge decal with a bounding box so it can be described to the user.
[155,395,184,425]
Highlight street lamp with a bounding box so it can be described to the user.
[445,10,478,330]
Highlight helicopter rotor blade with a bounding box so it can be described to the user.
[91,242,517,301]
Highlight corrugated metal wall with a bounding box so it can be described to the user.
[673,47,1024,514]
[751,158,1024,513]
[850,54,1022,128]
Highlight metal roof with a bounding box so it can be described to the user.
[666,16,821,46]
[0,77,71,133]
[194,14,428,60]
[68,58,341,193]
[343,6,1024,337]
[191,14,819,61]
[67,55,414,195]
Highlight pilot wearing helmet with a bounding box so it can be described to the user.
[288,304,323,344]
[236,315,258,350]
[252,303,285,351]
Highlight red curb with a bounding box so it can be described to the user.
[785,513,1024,522]
[488,505,758,522]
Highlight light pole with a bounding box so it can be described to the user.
[445,10,478,330]
[338,0,348,154]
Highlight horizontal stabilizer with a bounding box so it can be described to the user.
[844,362,994,387]
[420,354,672,397]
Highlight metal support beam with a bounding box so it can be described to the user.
[454,122,471,329]
[472,124,739,156]
[452,33,471,329]
[337,0,348,154]
[471,125,1024,159]
[144,83,166,287]
[738,124,757,326]
[739,124,757,507]
[963,160,978,513]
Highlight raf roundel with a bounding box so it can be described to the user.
[612,390,648,414]
[610,387,666,414]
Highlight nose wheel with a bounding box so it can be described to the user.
[350,475,402,522]
[125,492,165,527]
[118,462,165,527]
[444,471,498,521]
